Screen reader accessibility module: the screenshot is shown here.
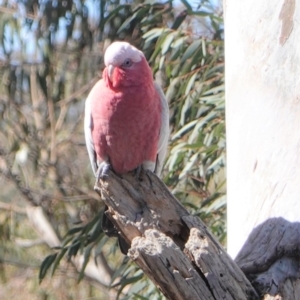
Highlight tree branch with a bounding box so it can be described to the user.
[95,169,259,300]
[235,217,300,298]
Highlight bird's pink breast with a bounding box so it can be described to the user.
[90,79,161,174]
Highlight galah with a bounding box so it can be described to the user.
[84,41,169,178]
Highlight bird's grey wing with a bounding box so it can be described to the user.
[84,93,98,176]
[154,82,169,176]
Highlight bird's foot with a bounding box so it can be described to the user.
[96,161,110,181]
[135,165,143,180]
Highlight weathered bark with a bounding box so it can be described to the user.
[235,218,300,298]
[94,169,258,300]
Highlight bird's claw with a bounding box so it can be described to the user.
[135,165,142,179]
[96,161,110,181]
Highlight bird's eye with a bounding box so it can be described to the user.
[122,58,133,68]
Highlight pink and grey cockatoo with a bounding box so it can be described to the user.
[84,41,169,178]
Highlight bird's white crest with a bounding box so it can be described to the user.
[104,41,144,67]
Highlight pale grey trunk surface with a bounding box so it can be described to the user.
[225,0,300,298]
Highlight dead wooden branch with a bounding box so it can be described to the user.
[94,169,259,300]
[235,217,300,299]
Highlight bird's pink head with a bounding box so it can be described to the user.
[103,41,153,89]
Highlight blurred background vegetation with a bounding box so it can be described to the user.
[0,0,224,299]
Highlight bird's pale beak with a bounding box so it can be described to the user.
[107,64,115,82]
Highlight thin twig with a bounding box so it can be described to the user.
[0,201,27,214]
[0,166,38,206]
[55,77,99,107]
[0,5,37,20]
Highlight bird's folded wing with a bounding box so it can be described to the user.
[84,92,98,175]
[154,82,170,176]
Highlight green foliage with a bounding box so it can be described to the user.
[0,0,224,298]
[39,210,106,282]
[142,8,225,242]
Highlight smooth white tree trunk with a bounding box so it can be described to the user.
[225,0,300,259]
